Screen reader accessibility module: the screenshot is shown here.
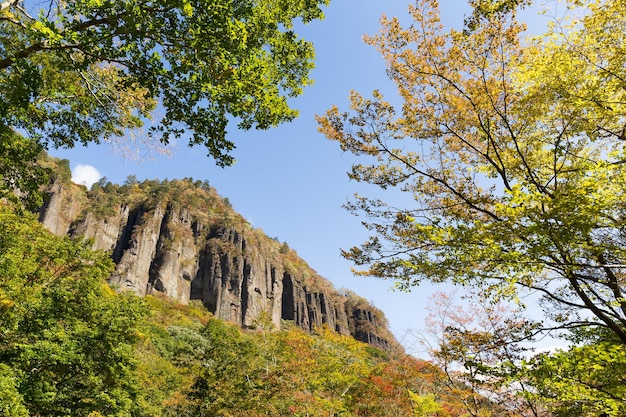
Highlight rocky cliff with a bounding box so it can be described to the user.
[38,172,396,350]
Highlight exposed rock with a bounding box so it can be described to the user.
[38,181,84,235]
[190,226,283,328]
[348,307,392,351]
[39,177,397,350]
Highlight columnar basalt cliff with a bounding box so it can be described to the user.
[38,173,396,350]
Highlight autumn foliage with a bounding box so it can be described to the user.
[318,0,626,415]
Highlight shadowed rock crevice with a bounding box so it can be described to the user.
[112,207,142,264]
[241,260,251,327]
[281,274,295,321]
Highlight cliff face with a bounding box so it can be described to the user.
[38,177,395,350]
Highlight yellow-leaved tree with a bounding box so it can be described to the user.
[318,0,626,414]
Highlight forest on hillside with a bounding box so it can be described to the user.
[2,0,626,415]
[0,197,495,416]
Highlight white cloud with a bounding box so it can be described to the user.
[71,164,102,188]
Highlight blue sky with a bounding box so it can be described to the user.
[51,1,551,355]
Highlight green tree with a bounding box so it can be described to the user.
[318,0,626,344]
[0,364,28,417]
[185,319,264,416]
[0,205,148,416]
[0,127,49,210]
[524,333,626,417]
[1,0,329,166]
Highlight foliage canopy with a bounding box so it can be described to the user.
[319,0,626,343]
[0,0,329,166]
[0,205,147,416]
[319,0,626,413]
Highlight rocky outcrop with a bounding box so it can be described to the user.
[38,178,396,350]
[190,226,284,329]
[281,274,350,335]
[347,307,393,351]
[38,181,84,235]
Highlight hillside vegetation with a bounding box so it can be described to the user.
[0,202,490,416]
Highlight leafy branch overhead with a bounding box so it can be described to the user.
[0,0,329,166]
[319,0,626,343]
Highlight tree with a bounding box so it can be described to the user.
[318,0,626,344]
[409,391,444,417]
[463,0,531,33]
[524,330,626,417]
[1,0,329,167]
[0,364,28,417]
[0,205,148,416]
[349,355,452,417]
[185,319,265,416]
[422,291,547,417]
[0,127,50,210]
